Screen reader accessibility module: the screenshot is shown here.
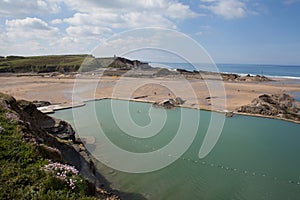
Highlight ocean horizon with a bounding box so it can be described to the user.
[150,62,300,80]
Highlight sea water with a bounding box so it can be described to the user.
[150,62,300,80]
[51,99,300,200]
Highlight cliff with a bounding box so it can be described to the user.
[0,93,127,199]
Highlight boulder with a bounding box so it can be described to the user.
[153,97,185,109]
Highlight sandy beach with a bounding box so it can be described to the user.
[1,75,299,113]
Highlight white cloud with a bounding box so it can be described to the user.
[200,0,249,19]
[52,0,198,48]
[0,0,60,17]
[51,18,63,24]
[6,17,52,31]
[0,0,200,55]
[5,17,59,38]
[59,0,197,29]
[2,17,61,55]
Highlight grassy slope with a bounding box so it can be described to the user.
[0,55,137,73]
[0,105,96,199]
[0,55,91,73]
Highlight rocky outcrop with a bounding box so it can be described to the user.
[15,99,75,141]
[32,100,51,107]
[153,97,185,109]
[108,57,150,69]
[234,74,271,82]
[237,93,300,121]
[0,93,132,199]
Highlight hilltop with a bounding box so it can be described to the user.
[0,55,149,74]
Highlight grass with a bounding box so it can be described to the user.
[0,55,130,73]
[0,54,92,73]
[0,107,97,199]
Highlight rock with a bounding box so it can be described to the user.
[32,100,51,107]
[155,68,174,77]
[153,97,185,109]
[175,97,185,105]
[237,93,300,121]
[225,111,234,117]
[0,96,75,141]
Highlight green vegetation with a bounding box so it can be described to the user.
[0,55,143,73]
[0,54,92,73]
[0,106,96,199]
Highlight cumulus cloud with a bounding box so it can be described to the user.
[6,17,52,31]
[0,0,199,55]
[59,0,197,30]
[2,17,61,55]
[200,0,249,19]
[0,0,60,17]
[5,17,59,38]
[50,0,198,53]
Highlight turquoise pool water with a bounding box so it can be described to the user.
[51,99,300,200]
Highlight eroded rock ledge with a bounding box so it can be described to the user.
[237,93,300,122]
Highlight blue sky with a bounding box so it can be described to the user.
[0,0,299,65]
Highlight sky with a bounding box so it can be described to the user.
[0,0,300,65]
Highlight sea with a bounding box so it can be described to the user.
[51,99,300,200]
[150,62,300,80]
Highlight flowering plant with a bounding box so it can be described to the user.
[43,162,83,190]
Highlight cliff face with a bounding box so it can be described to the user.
[0,93,120,199]
[237,93,300,121]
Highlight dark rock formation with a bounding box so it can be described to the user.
[225,111,234,117]
[32,100,51,107]
[102,57,152,77]
[16,99,75,141]
[237,93,300,121]
[235,74,271,82]
[153,97,185,109]
[108,57,149,69]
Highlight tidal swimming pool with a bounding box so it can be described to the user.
[51,99,300,200]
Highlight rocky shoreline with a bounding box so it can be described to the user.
[0,56,273,82]
[237,93,300,122]
[0,93,146,199]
